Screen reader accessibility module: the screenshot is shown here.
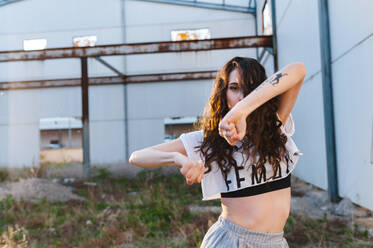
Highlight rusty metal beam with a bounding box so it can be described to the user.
[0,77,124,90]
[94,57,125,77]
[0,36,272,62]
[81,57,91,179]
[127,70,217,83]
[138,0,256,14]
[0,70,217,91]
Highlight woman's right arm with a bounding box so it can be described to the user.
[128,139,184,169]
[129,138,204,184]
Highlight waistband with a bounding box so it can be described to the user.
[217,215,284,244]
[221,173,291,198]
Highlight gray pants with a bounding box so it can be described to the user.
[200,215,289,248]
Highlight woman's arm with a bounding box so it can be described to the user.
[129,138,205,184]
[129,148,181,169]
[237,62,306,118]
[219,62,306,145]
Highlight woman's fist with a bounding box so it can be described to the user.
[175,153,205,185]
[218,108,247,146]
[182,160,205,185]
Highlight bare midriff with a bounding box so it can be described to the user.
[220,187,291,233]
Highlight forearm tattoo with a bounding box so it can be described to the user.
[254,72,288,91]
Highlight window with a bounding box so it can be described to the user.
[23,39,47,51]
[73,35,97,47]
[262,0,272,35]
[164,116,198,142]
[171,28,211,41]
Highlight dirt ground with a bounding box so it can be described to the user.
[1,163,373,241]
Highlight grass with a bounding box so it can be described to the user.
[0,167,372,247]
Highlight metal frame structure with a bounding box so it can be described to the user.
[0,36,271,62]
[138,0,256,14]
[0,35,273,178]
[0,0,286,180]
[0,71,220,90]
[270,0,278,71]
[0,0,22,6]
[318,0,340,202]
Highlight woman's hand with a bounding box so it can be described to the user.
[218,106,247,146]
[174,153,205,185]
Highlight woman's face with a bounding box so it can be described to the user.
[226,69,244,110]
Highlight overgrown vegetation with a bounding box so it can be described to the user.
[0,167,372,247]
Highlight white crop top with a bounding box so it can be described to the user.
[179,113,302,201]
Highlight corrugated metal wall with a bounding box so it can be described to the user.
[258,0,373,210]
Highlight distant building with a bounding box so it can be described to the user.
[40,117,82,149]
[39,117,83,163]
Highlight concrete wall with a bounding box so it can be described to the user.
[40,148,82,164]
[40,129,82,148]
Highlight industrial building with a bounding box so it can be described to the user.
[0,0,372,211]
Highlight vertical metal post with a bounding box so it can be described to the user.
[121,0,129,161]
[254,0,259,60]
[68,128,72,148]
[270,0,278,72]
[318,0,339,202]
[371,118,373,164]
[68,118,72,148]
[58,129,62,146]
[123,83,129,161]
[81,57,91,178]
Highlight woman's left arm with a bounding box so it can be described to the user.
[219,62,306,145]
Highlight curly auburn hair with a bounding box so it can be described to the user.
[195,56,288,181]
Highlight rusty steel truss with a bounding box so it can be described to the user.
[0,36,271,62]
[0,35,274,178]
[0,71,218,91]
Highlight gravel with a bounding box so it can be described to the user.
[0,178,85,203]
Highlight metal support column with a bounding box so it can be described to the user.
[121,0,129,161]
[254,0,259,60]
[81,57,91,178]
[271,0,278,72]
[318,0,340,202]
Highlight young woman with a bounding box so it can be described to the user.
[129,57,306,247]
